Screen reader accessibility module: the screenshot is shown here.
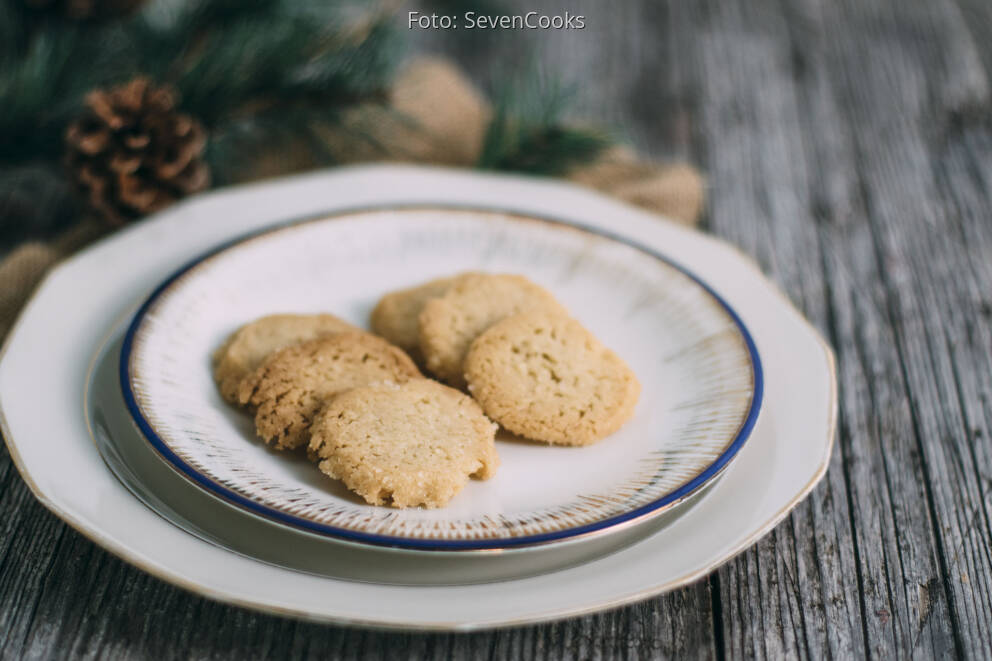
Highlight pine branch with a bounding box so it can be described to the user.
[0,23,133,162]
[478,74,610,176]
[133,0,400,126]
[0,0,403,237]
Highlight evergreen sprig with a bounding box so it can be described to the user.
[478,73,610,176]
[0,0,401,166]
[0,23,132,161]
[132,0,400,126]
[0,0,402,238]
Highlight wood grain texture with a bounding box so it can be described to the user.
[2,0,992,657]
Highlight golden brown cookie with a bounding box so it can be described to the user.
[310,379,499,508]
[212,313,360,404]
[369,274,468,361]
[464,311,640,446]
[417,273,566,388]
[238,333,420,450]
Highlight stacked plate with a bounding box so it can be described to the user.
[0,166,835,630]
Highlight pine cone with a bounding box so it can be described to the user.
[65,77,209,226]
[22,0,144,21]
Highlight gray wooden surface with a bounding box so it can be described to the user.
[3,0,992,658]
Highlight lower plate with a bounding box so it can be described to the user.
[0,165,835,629]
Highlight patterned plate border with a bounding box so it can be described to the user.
[119,204,764,551]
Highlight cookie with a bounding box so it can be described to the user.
[464,311,640,446]
[369,274,467,361]
[238,333,421,450]
[310,380,499,508]
[213,313,359,404]
[417,273,566,388]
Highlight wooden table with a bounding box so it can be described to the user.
[3,0,991,657]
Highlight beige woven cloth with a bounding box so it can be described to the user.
[0,57,704,342]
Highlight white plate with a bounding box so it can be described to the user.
[122,207,761,550]
[0,165,835,629]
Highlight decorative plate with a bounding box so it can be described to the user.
[0,165,834,628]
[120,206,762,550]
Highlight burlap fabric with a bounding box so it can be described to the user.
[0,57,704,342]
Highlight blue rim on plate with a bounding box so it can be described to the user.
[119,204,764,551]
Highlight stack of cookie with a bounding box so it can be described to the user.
[213,272,639,509]
[213,314,498,509]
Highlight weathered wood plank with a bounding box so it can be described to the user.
[815,0,992,657]
[665,0,992,656]
[672,0,926,657]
